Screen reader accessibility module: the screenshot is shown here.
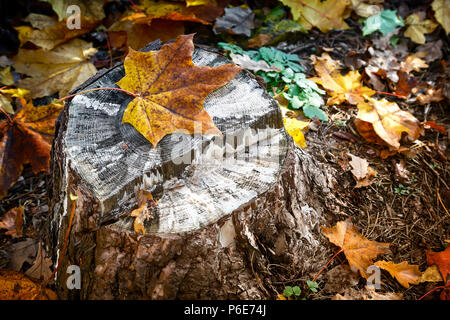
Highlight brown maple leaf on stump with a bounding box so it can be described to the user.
[117,33,242,147]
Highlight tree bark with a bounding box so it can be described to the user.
[48,41,338,300]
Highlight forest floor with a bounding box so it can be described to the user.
[0,0,448,300]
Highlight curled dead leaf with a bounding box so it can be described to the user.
[322,219,391,279]
[0,206,24,238]
[374,260,421,288]
[355,97,421,150]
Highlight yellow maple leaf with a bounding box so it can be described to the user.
[280,0,350,33]
[117,34,241,147]
[374,260,421,288]
[311,53,374,105]
[404,13,438,44]
[13,39,97,98]
[322,219,391,279]
[283,117,309,148]
[432,0,450,35]
[355,97,421,149]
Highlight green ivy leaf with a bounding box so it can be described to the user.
[303,105,328,121]
[283,286,294,297]
[362,10,404,36]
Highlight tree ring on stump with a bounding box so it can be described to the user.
[60,41,289,235]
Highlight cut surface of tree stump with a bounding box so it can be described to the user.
[49,40,337,299]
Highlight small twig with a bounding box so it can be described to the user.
[58,87,137,102]
[312,248,344,282]
[437,188,450,218]
[128,0,146,14]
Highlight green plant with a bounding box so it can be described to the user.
[306,280,319,293]
[283,285,302,299]
[394,184,410,195]
[218,43,327,121]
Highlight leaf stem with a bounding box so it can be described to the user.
[312,248,344,282]
[374,90,407,98]
[58,87,137,102]
[418,285,446,300]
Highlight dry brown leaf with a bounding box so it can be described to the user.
[374,260,421,288]
[0,269,57,300]
[400,54,429,74]
[0,66,14,86]
[25,242,53,283]
[108,18,185,51]
[417,88,444,105]
[15,15,98,51]
[117,34,241,147]
[6,239,37,271]
[394,159,410,180]
[416,40,443,63]
[123,0,222,25]
[322,219,391,279]
[130,190,155,235]
[355,97,421,150]
[323,264,360,294]
[42,0,112,21]
[13,39,97,98]
[348,153,369,180]
[0,97,63,198]
[432,0,450,35]
[350,0,383,18]
[280,0,350,33]
[404,13,438,44]
[0,206,24,238]
[333,285,403,300]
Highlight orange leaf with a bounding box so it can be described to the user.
[0,97,63,198]
[130,190,155,235]
[0,269,57,300]
[427,246,450,282]
[0,206,24,238]
[374,260,421,288]
[321,219,391,279]
[117,34,241,147]
[355,97,421,149]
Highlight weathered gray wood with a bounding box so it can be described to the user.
[48,41,337,299]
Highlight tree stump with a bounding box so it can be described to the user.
[48,40,337,299]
